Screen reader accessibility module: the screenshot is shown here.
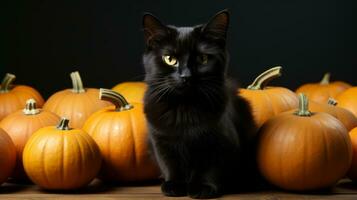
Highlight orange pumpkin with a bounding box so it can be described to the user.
[112,82,147,103]
[308,98,357,131]
[257,93,352,191]
[239,66,298,129]
[23,118,102,190]
[0,128,16,185]
[43,71,112,128]
[83,89,159,182]
[0,73,44,120]
[336,87,357,118]
[348,127,357,181]
[0,99,60,180]
[296,73,351,104]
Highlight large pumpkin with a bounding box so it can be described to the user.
[112,82,147,103]
[348,127,357,181]
[23,118,102,190]
[257,93,352,191]
[83,89,159,182]
[0,73,44,120]
[0,99,60,180]
[239,66,298,129]
[309,98,357,131]
[0,128,16,185]
[296,73,351,104]
[336,87,357,118]
[43,71,112,128]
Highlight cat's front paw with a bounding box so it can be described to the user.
[188,182,221,199]
[161,181,187,197]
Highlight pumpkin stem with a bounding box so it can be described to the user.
[320,73,330,85]
[247,66,282,90]
[23,99,41,115]
[70,71,85,93]
[99,88,133,111]
[57,118,71,130]
[294,93,312,117]
[0,73,16,93]
[327,98,338,106]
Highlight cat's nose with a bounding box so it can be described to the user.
[179,68,192,82]
[180,74,191,82]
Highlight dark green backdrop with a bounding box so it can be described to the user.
[2,0,356,98]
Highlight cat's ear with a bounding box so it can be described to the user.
[202,9,229,41]
[143,13,167,45]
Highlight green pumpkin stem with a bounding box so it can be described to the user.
[294,93,312,117]
[70,71,85,93]
[327,98,338,106]
[247,66,282,90]
[320,73,330,85]
[99,88,133,111]
[23,99,41,115]
[0,73,16,93]
[57,118,71,130]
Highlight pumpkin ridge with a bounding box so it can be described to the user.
[73,133,84,187]
[320,119,329,186]
[57,132,64,187]
[40,138,51,188]
[129,111,138,169]
[47,91,71,115]
[14,87,44,106]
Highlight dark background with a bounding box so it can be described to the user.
[2,0,357,98]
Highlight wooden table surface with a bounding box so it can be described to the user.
[1,179,357,200]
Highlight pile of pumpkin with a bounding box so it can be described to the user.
[1,67,357,192]
[0,71,156,190]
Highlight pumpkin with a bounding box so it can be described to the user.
[239,66,298,129]
[0,73,44,120]
[336,87,357,118]
[112,82,147,103]
[43,71,112,128]
[296,73,351,104]
[0,99,60,180]
[308,98,357,131]
[83,89,159,182]
[0,128,16,185]
[348,127,357,181]
[257,93,352,191]
[23,118,102,190]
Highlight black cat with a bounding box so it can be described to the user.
[142,10,258,199]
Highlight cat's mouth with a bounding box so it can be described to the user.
[175,78,192,90]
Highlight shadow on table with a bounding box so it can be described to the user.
[0,184,31,194]
[38,179,161,195]
[0,179,33,194]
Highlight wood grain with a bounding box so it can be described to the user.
[0,179,357,199]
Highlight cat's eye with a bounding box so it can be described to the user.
[197,54,208,65]
[162,55,179,67]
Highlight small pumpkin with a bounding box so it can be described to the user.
[23,118,102,190]
[239,66,298,129]
[0,99,60,180]
[336,87,357,118]
[83,89,159,182]
[348,127,357,181]
[296,73,351,104]
[0,73,44,120]
[257,93,352,191]
[0,128,16,185]
[112,82,147,103]
[43,71,112,128]
[308,98,357,131]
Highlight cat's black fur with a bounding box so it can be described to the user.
[142,10,259,199]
